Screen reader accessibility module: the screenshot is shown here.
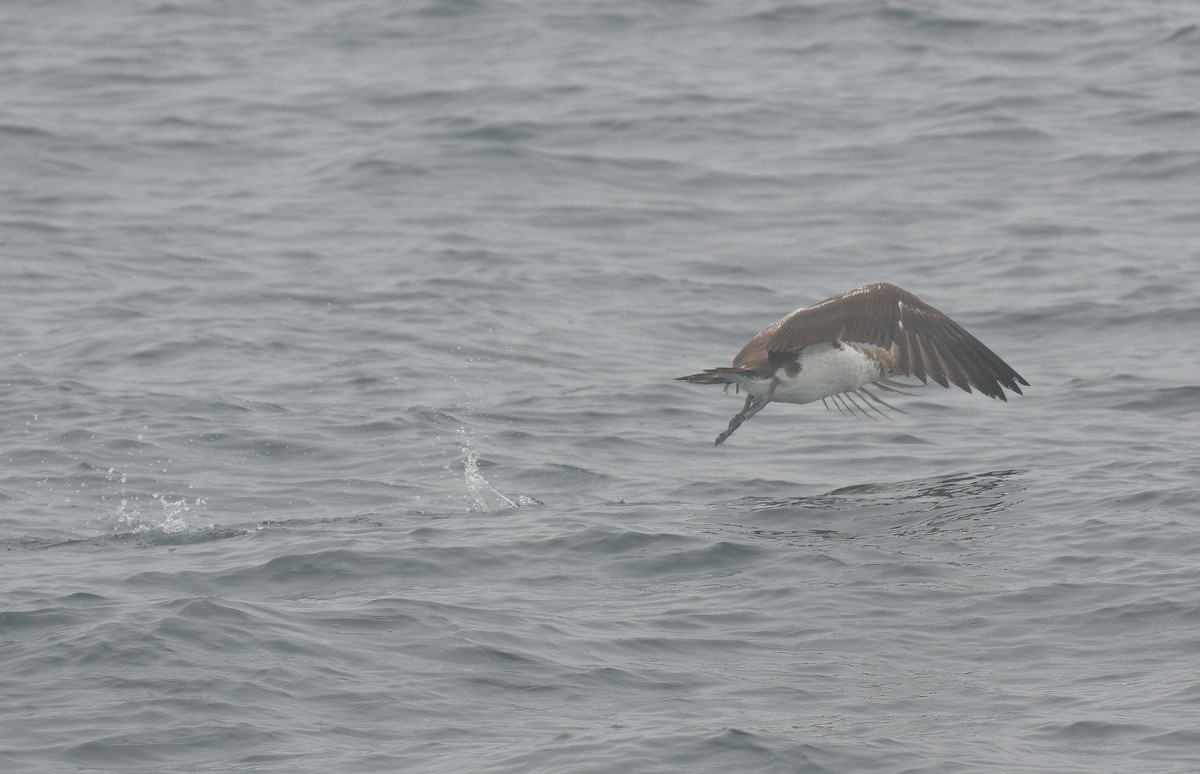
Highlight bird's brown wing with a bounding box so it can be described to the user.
[733,282,1028,400]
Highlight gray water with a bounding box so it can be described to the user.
[3,1,1200,772]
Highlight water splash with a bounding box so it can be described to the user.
[458,428,539,512]
[100,467,213,536]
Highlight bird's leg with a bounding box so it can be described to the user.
[714,378,778,446]
[715,394,755,446]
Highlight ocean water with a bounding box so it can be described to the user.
[3,1,1200,771]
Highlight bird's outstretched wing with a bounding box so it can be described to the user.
[733,282,1028,400]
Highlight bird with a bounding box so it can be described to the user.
[676,282,1028,445]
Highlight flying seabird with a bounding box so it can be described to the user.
[676,282,1029,445]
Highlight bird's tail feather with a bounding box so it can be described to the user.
[676,368,745,385]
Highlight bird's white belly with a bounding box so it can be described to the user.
[739,344,881,404]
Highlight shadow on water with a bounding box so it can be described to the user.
[709,469,1027,541]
